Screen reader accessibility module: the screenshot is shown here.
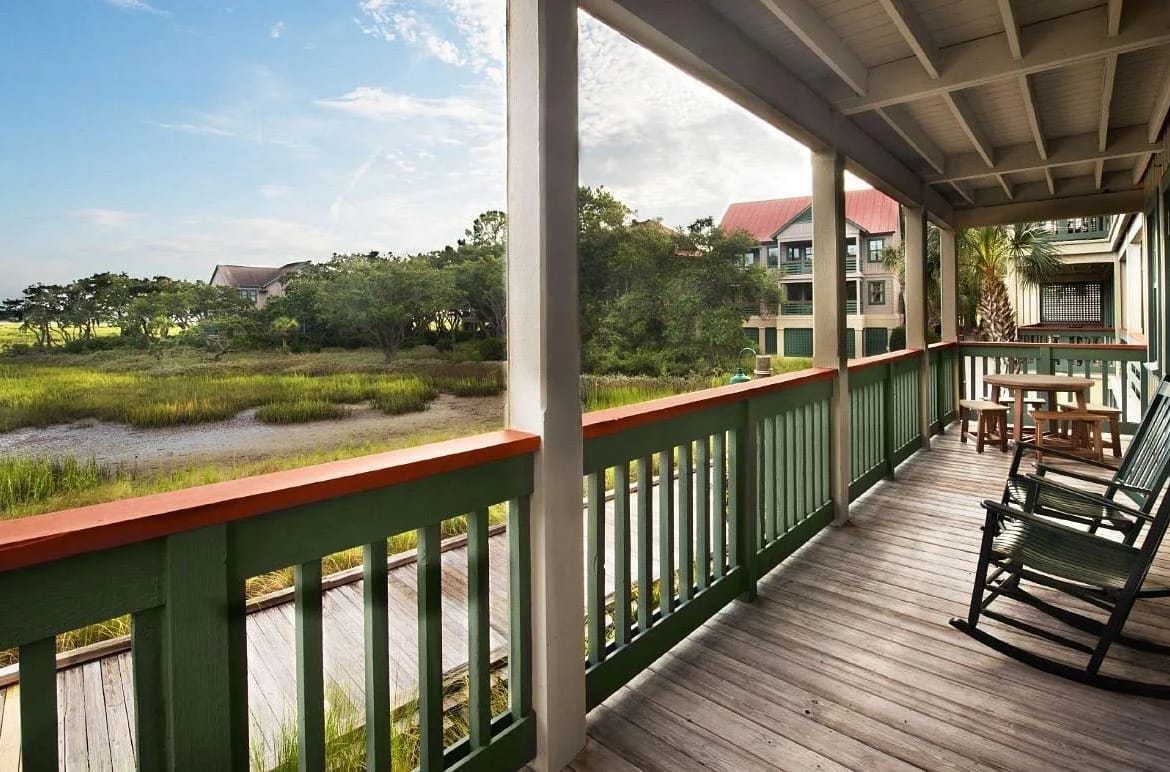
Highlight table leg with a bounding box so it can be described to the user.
[1013,390,1025,443]
[1075,389,1088,410]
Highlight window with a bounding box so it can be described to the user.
[805,244,813,260]
[868,237,885,262]
[867,280,886,306]
[846,239,858,257]
[767,246,779,268]
[741,250,756,267]
[785,245,802,261]
[239,288,259,303]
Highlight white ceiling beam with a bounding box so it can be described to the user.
[830,1,1170,114]
[1134,153,1154,184]
[926,124,1160,182]
[1018,75,1046,159]
[581,0,954,223]
[954,189,1146,228]
[942,91,994,167]
[1043,167,1056,195]
[757,0,868,96]
[1094,159,1105,189]
[968,171,1135,207]
[997,0,1022,59]
[1108,0,1124,36]
[1149,69,1170,143]
[876,0,942,78]
[996,175,1014,200]
[1099,54,1117,151]
[876,105,945,173]
[949,180,975,204]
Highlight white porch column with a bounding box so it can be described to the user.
[812,150,851,524]
[940,225,961,411]
[904,204,932,446]
[505,2,586,769]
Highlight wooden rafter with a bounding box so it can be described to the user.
[757,0,867,95]
[1019,75,1046,160]
[876,105,944,173]
[942,91,994,167]
[997,0,1022,59]
[876,0,941,79]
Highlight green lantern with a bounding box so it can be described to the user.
[729,347,757,384]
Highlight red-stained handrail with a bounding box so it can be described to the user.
[0,430,539,572]
[959,340,1145,352]
[847,347,923,372]
[582,367,836,440]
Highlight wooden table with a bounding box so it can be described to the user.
[983,373,1094,443]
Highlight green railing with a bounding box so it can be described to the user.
[847,350,916,499]
[1048,216,1111,241]
[929,342,959,433]
[846,300,858,315]
[579,369,835,708]
[1018,326,1116,344]
[780,302,813,316]
[958,341,1151,431]
[0,432,539,771]
[776,256,859,276]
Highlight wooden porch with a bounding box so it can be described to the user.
[572,430,1170,772]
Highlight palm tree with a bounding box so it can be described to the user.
[960,224,1060,342]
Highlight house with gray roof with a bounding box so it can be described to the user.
[208,261,309,308]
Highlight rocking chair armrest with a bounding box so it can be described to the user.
[1023,474,1154,523]
[1014,441,1117,472]
[981,499,1115,535]
[1034,464,1153,495]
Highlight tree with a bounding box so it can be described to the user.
[271,316,299,353]
[962,224,1059,342]
[313,254,461,362]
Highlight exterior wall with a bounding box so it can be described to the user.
[1007,235,1123,330]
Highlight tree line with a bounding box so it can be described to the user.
[3,188,773,375]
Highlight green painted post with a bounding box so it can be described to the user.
[762,417,776,544]
[636,457,653,633]
[19,637,58,771]
[417,524,444,771]
[883,363,896,479]
[586,472,606,665]
[162,525,247,771]
[658,449,675,616]
[695,437,710,591]
[1039,345,1055,375]
[678,442,693,603]
[614,463,632,646]
[294,559,325,772]
[132,606,167,771]
[736,403,758,600]
[363,540,391,769]
[712,434,726,580]
[468,509,491,749]
[507,498,532,720]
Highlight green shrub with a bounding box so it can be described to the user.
[889,326,906,351]
[255,400,349,424]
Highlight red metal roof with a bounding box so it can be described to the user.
[720,188,899,241]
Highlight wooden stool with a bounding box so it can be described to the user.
[959,399,1009,453]
[1031,410,1104,462]
[1058,401,1123,458]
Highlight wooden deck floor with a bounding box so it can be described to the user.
[573,431,1170,772]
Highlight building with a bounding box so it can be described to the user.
[722,188,903,358]
[1009,214,1147,345]
[207,262,310,308]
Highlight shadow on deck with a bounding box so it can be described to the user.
[572,431,1170,772]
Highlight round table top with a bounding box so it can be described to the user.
[983,373,1095,390]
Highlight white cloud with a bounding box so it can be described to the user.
[259,185,293,200]
[71,209,144,228]
[104,0,169,16]
[270,21,285,39]
[150,121,237,138]
[150,113,314,153]
[330,150,380,232]
[316,87,492,124]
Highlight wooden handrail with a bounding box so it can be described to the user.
[959,341,1145,352]
[0,430,540,572]
[582,367,836,440]
[847,348,923,372]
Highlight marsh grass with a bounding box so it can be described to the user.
[254,674,511,771]
[255,400,350,424]
[0,455,123,511]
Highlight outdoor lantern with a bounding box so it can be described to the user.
[729,347,757,384]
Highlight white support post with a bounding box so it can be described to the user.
[812,150,851,524]
[505,2,586,769]
[940,226,961,411]
[904,204,932,446]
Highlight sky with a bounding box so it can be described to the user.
[0,0,866,301]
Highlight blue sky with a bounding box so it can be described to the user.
[0,0,857,300]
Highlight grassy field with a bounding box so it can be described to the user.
[0,320,119,350]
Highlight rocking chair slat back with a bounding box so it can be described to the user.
[1115,378,1170,507]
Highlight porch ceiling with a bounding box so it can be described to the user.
[582,0,1170,227]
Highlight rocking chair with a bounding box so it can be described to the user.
[999,376,1170,546]
[952,490,1170,694]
